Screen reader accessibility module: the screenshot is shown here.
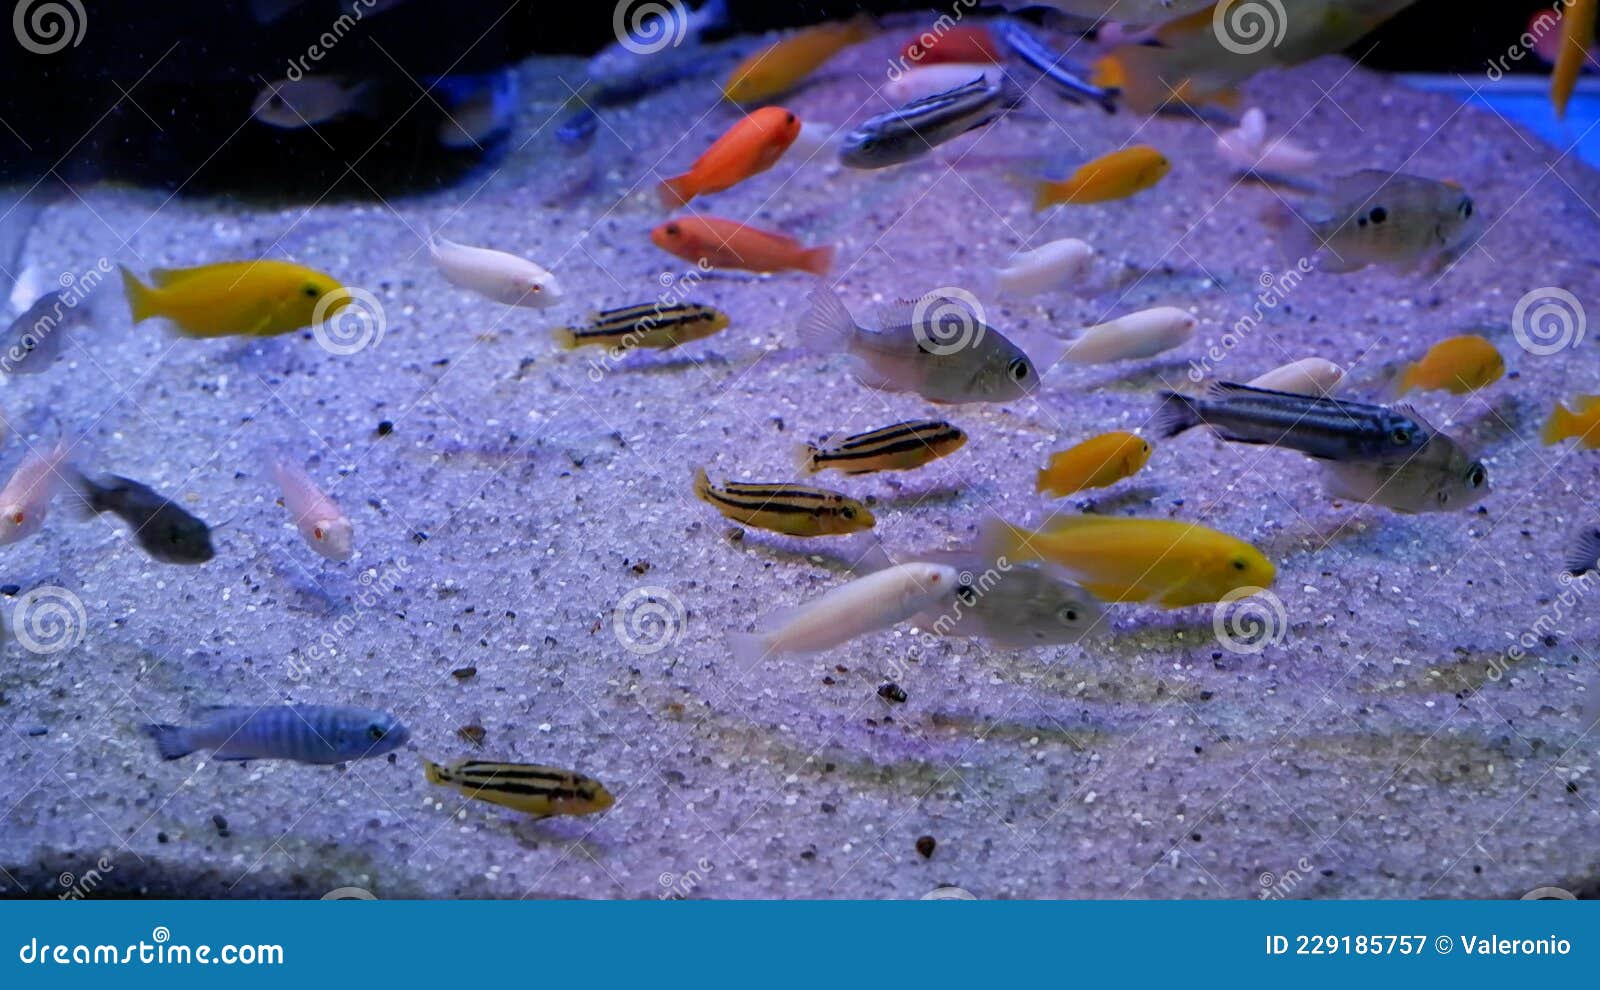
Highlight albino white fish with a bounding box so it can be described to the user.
[789,119,843,159]
[1247,357,1346,396]
[252,77,374,128]
[726,562,959,668]
[269,452,353,561]
[428,231,563,308]
[0,438,68,545]
[885,63,1004,105]
[1216,108,1319,175]
[1058,306,1196,365]
[995,238,1094,297]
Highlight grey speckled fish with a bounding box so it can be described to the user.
[911,547,1103,648]
[1154,381,1432,462]
[1297,170,1478,273]
[145,704,410,764]
[1318,432,1488,514]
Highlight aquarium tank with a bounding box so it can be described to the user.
[0,0,1596,903]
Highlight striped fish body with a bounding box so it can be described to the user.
[840,76,1012,169]
[1154,382,1430,462]
[144,705,409,764]
[799,420,966,475]
[424,758,615,818]
[556,302,728,352]
[692,467,874,537]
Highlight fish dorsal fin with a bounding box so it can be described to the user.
[873,297,921,327]
[1390,401,1436,432]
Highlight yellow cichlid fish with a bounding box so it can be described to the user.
[723,16,875,104]
[983,514,1275,608]
[1036,431,1152,498]
[1552,0,1597,118]
[692,467,875,537]
[120,261,348,338]
[1395,334,1504,395]
[1543,395,1600,447]
[1034,146,1170,209]
[423,757,615,819]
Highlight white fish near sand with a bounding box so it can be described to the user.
[145,704,409,764]
[885,63,1005,105]
[995,238,1095,297]
[1216,108,1319,176]
[1247,357,1346,396]
[727,562,960,668]
[0,437,68,545]
[1058,306,1196,365]
[428,231,563,308]
[269,451,353,561]
[252,76,375,128]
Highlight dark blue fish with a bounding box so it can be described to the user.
[556,106,599,154]
[996,20,1118,114]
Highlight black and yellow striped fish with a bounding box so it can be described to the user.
[691,467,875,537]
[554,302,728,352]
[422,758,615,819]
[797,420,967,475]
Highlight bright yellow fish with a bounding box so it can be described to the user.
[983,514,1275,608]
[1552,0,1597,118]
[1036,431,1152,498]
[1396,334,1504,395]
[1034,146,1170,209]
[120,261,348,338]
[1543,395,1600,447]
[723,16,875,104]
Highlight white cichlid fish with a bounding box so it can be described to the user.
[727,562,960,668]
[252,77,375,128]
[885,63,1005,105]
[1247,357,1346,396]
[0,437,68,545]
[995,238,1095,297]
[1216,108,1319,175]
[428,231,563,308]
[1058,306,1196,364]
[269,451,353,561]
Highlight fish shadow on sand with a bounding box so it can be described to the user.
[732,534,877,574]
[865,483,967,512]
[506,819,611,857]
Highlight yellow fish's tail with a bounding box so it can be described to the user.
[1543,403,1577,445]
[552,326,579,350]
[793,443,821,476]
[691,466,713,503]
[1552,0,1598,118]
[1394,363,1418,396]
[1033,180,1064,211]
[421,757,448,786]
[119,265,158,323]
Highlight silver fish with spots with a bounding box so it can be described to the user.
[1153,381,1432,462]
[144,704,409,764]
[1296,170,1478,273]
[840,75,1018,169]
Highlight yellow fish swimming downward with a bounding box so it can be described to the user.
[120,260,349,338]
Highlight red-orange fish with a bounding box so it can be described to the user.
[658,107,803,208]
[651,216,834,275]
[901,25,999,66]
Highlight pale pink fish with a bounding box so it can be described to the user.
[0,438,69,545]
[269,452,353,561]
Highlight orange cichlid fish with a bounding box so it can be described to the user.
[120,261,348,338]
[901,24,1000,65]
[1034,146,1170,209]
[652,216,835,275]
[1395,335,1504,395]
[724,16,875,104]
[658,106,802,207]
[1543,395,1600,447]
[1552,0,1598,118]
[1036,431,1152,498]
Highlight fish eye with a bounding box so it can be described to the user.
[784,112,795,125]
[1391,428,1411,445]
[1459,197,1473,218]
[1467,464,1486,488]
[1061,608,1078,623]
[957,586,978,606]
[1007,358,1030,381]
[1437,490,1450,505]
[313,526,325,540]
[840,506,855,519]
[367,724,386,742]
[1369,206,1388,224]
[1231,559,1247,571]
[10,510,24,525]
[303,284,320,298]
[663,223,680,237]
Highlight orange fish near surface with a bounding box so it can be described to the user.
[657,107,802,208]
[724,16,875,104]
[652,216,835,276]
[901,25,1000,66]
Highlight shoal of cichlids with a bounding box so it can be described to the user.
[0,5,1582,827]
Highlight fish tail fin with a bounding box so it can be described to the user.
[1565,526,1600,575]
[656,175,693,209]
[793,442,821,475]
[552,326,579,350]
[797,283,857,355]
[143,724,194,761]
[1394,364,1416,395]
[1032,180,1060,211]
[1543,403,1575,445]
[421,757,448,785]
[119,265,157,323]
[800,244,836,277]
[691,466,713,503]
[1150,391,1203,439]
[1034,467,1054,496]
[726,631,775,673]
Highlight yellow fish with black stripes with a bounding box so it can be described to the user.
[796,420,966,475]
[422,758,615,819]
[554,301,729,353]
[692,467,874,537]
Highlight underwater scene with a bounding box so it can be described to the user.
[0,0,1598,901]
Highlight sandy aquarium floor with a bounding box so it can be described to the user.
[3,25,1600,901]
